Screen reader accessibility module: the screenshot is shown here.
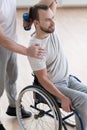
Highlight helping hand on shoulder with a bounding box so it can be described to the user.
[28,44,46,59]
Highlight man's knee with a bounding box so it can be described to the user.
[74,94,87,109]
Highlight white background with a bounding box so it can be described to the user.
[60,0,87,6]
[16,0,87,7]
[16,0,39,7]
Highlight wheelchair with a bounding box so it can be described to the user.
[16,76,84,130]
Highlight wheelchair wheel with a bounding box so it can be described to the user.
[16,85,62,130]
[60,109,76,127]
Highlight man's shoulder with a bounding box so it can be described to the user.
[29,36,37,45]
[29,36,43,45]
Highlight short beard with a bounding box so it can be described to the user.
[40,26,55,33]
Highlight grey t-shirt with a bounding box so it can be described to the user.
[28,31,69,83]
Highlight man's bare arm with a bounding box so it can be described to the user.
[39,0,57,14]
[34,68,73,112]
[0,25,45,58]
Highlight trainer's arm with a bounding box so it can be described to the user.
[0,25,45,58]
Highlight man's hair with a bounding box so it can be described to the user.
[29,4,49,21]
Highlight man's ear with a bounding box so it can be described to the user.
[34,20,39,26]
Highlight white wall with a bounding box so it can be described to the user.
[60,0,87,6]
[16,0,87,7]
[16,0,39,7]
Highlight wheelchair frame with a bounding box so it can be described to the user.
[16,77,84,130]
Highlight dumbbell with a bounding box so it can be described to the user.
[23,13,31,31]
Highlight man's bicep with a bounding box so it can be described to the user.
[34,68,48,86]
[34,68,48,82]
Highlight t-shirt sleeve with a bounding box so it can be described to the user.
[27,36,46,71]
[28,56,46,71]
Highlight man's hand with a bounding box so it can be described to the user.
[27,44,46,59]
[61,96,73,112]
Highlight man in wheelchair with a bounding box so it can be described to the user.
[27,0,87,130]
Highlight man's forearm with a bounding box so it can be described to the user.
[36,74,66,100]
[39,0,54,6]
[39,0,57,14]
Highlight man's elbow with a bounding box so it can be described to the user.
[39,0,54,6]
[37,75,47,86]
